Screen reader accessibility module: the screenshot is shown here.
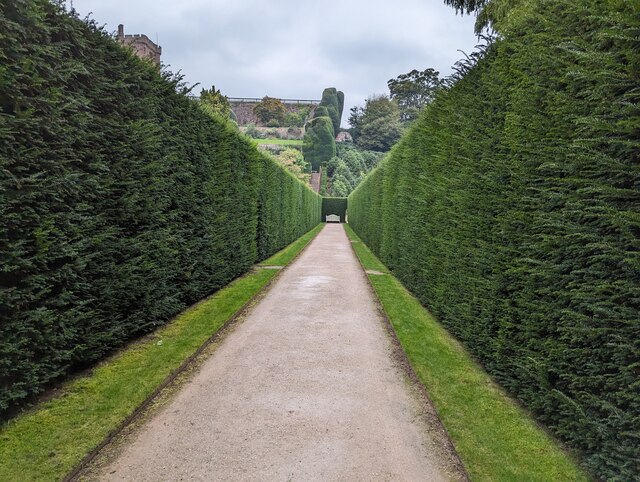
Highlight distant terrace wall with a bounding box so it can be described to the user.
[230,98,319,126]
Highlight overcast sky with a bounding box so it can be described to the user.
[70,0,478,127]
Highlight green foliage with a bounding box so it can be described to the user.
[0,0,321,417]
[336,91,345,123]
[253,96,287,125]
[346,226,587,481]
[325,144,383,197]
[388,68,443,123]
[321,198,347,223]
[244,123,264,139]
[319,87,343,134]
[302,116,336,171]
[313,106,330,119]
[349,1,639,479]
[444,0,524,33]
[319,167,328,196]
[199,85,233,120]
[271,147,309,182]
[284,106,310,128]
[254,138,303,146]
[0,225,322,481]
[299,87,345,173]
[349,95,403,152]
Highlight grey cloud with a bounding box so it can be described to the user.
[71,0,478,124]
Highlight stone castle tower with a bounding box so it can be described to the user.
[117,24,162,65]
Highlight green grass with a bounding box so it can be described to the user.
[254,138,304,146]
[345,224,588,482]
[0,225,322,482]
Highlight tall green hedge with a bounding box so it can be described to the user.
[349,1,639,479]
[0,0,320,417]
[321,198,347,223]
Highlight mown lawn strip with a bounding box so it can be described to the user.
[345,224,587,482]
[254,138,304,146]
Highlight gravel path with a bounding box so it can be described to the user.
[95,224,464,481]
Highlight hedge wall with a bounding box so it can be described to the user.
[0,0,320,417]
[349,1,639,479]
[322,198,347,223]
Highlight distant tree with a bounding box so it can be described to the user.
[329,175,352,198]
[253,96,287,125]
[199,85,234,120]
[348,105,364,143]
[349,95,403,152]
[358,116,403,152]
[388,68,443,123]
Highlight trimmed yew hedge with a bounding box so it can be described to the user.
[322,198,347,223]
[349,1,639,479]
[0,0,320,417]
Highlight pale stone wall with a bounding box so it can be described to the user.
[230,101,317,126]
[117,24,162,65]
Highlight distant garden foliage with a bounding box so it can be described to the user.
[348,95,403,152]
[0,0,321,417]
[252,96,288,126]
[387,68,443,123]
[199,85,235,122]
[349,0,639,479]
[302,87,344,171]
[325,144,383,197]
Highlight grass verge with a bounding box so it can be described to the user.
[0,224,323,482]
[254,138,303,146]
[345,224,588,482]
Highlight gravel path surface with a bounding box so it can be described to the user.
[95,224,464,481]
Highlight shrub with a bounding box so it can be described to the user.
[266,127,280,138]
[286,127,303,139]
[244,123,262,139]
[253,96,287,126]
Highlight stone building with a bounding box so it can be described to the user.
[116,24,162,65]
